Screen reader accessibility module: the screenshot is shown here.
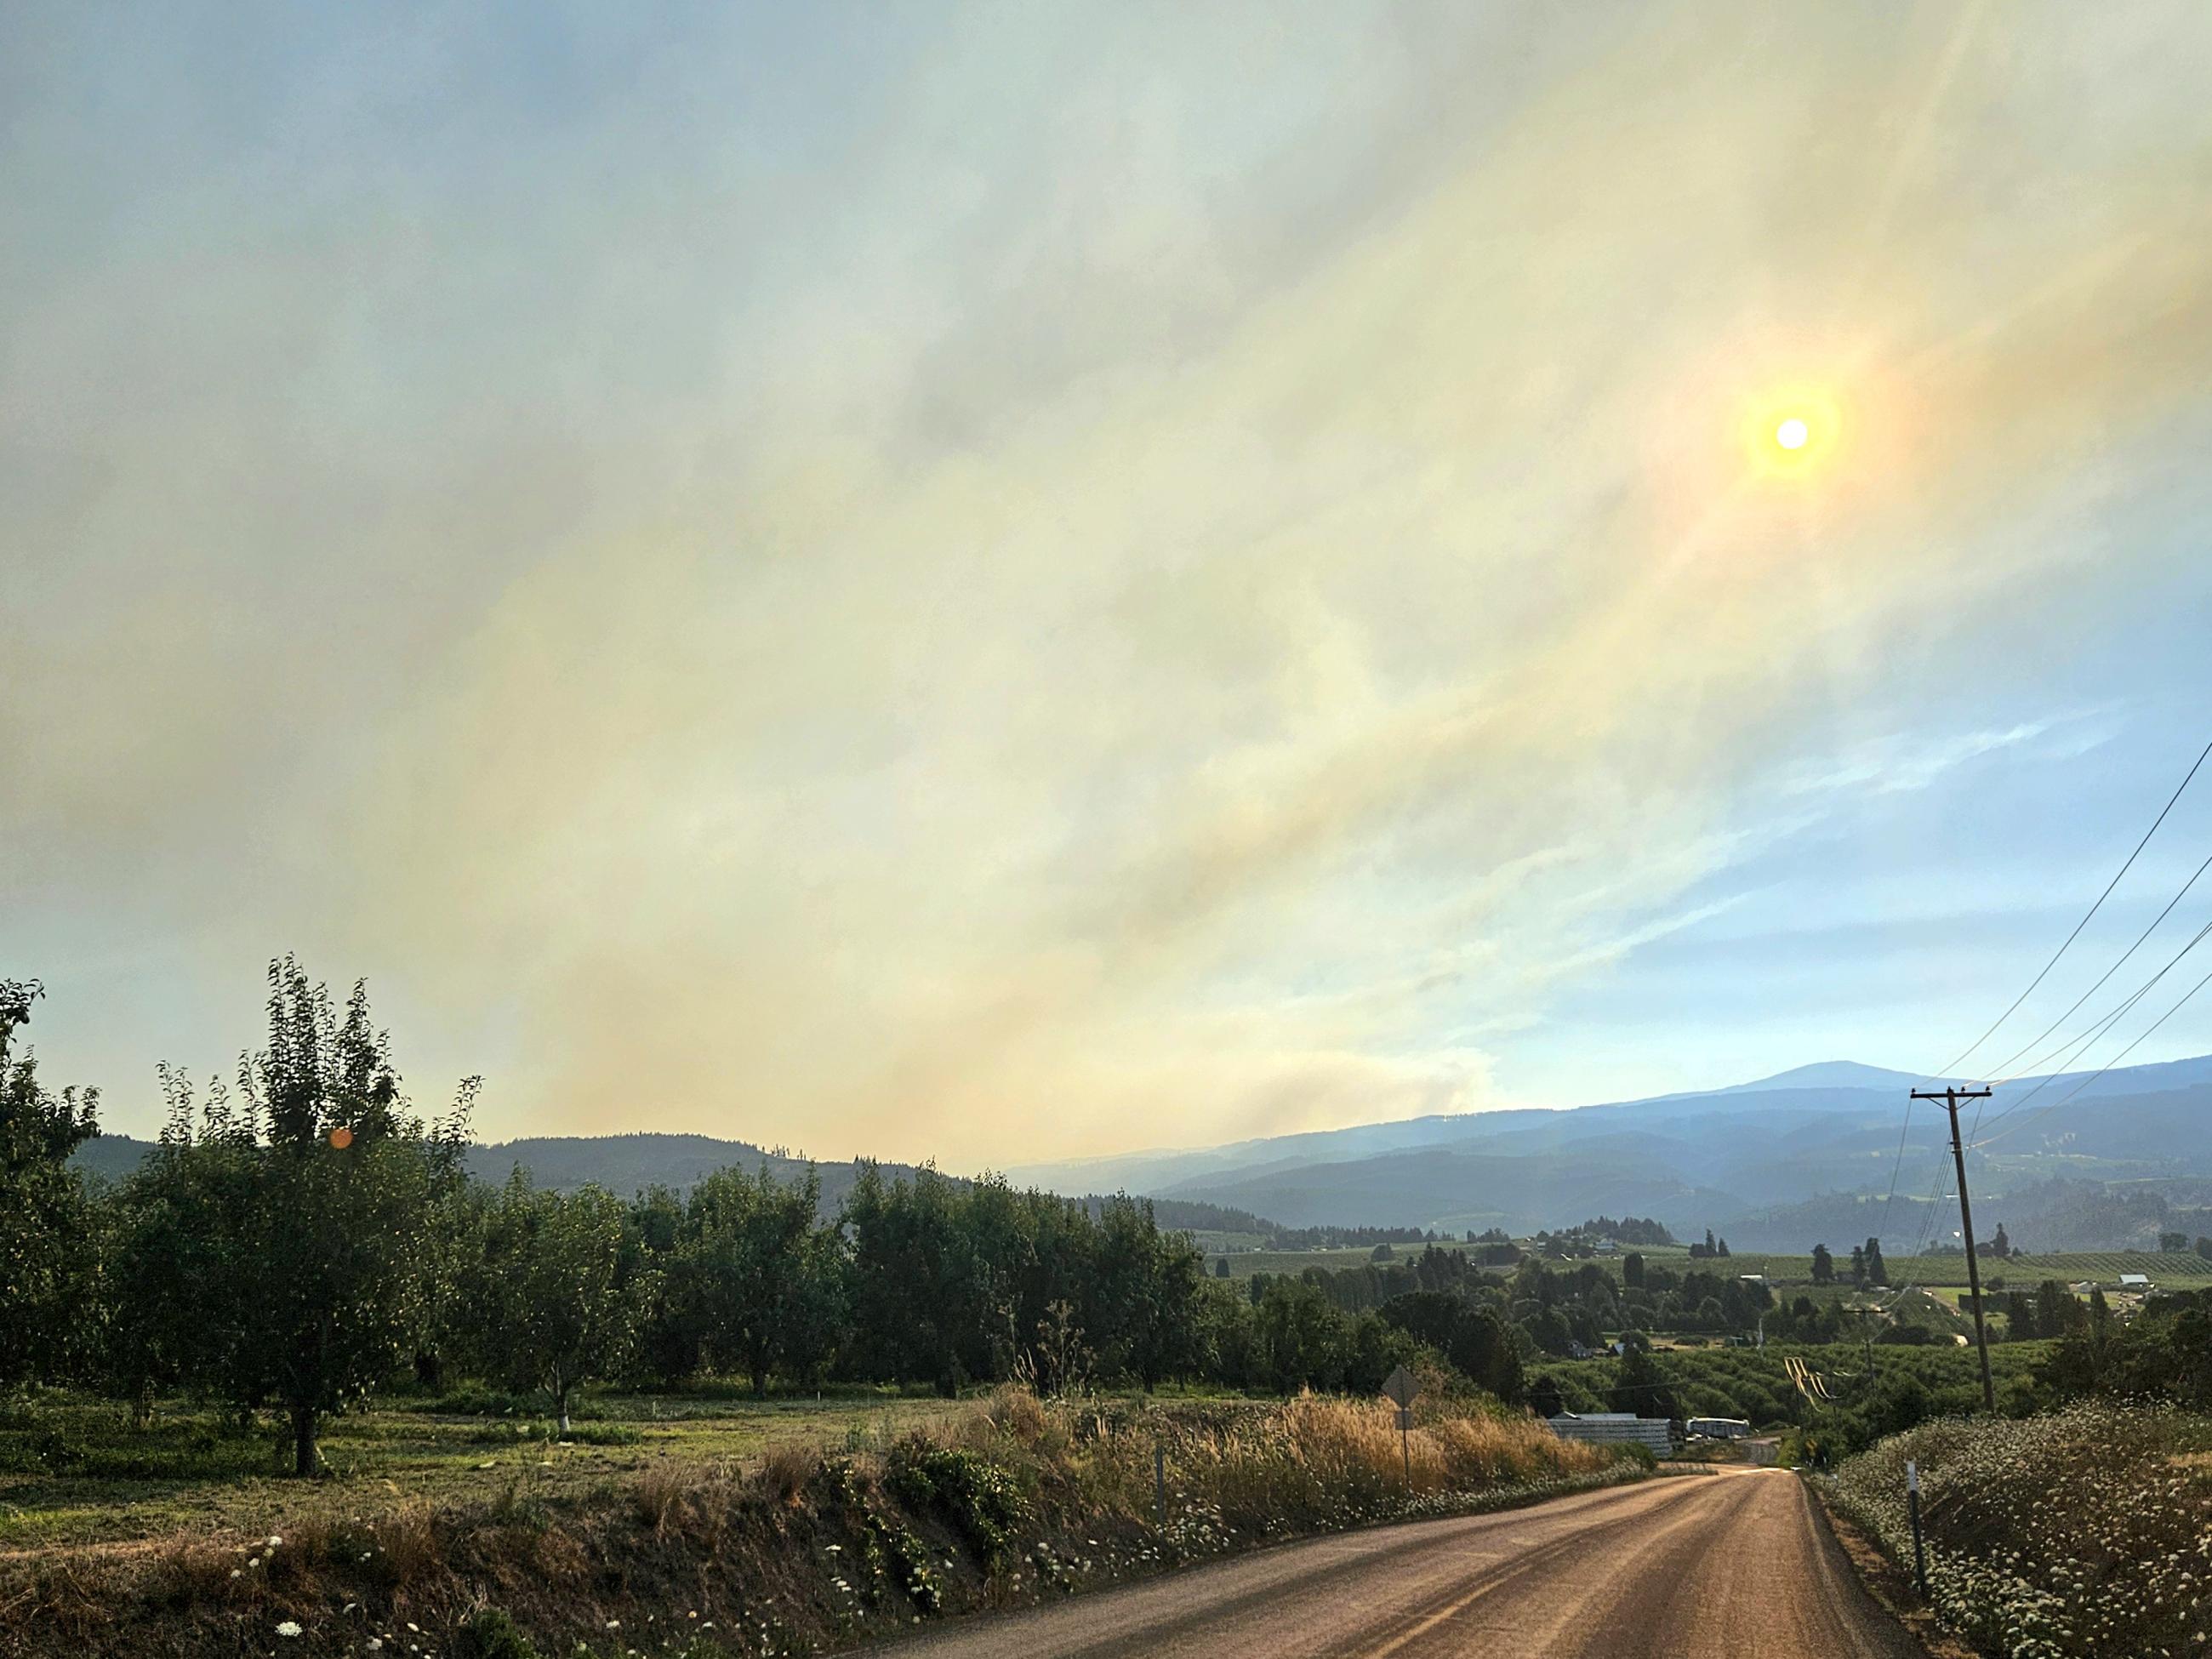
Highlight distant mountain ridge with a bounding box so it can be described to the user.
[68,1052,2212,1252]
[1007,1053,2212,1249]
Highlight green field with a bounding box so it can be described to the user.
[1888,1251,2212,1290]
[1207,1240,2212,1283]
[1208,1241,1484,1279]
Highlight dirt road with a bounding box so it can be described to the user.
[875,1468,1919,1658]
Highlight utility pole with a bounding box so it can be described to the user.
[1912,1086,1996,1413]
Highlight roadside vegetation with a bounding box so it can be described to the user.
[2,1384,1636,1659]
[1827,1402,2212,1658]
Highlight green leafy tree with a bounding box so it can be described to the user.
[0,979,100,1386]
[473,1175,636,1429]
[104,1066,262,1417]
[1253,1275,1351,1391]
[130,959,472,1475]
[678,1164,841,1395]
[1609,1342,1679,1423]
[842,1163,969,1390]
[1377,1291,1525,1404]
[1087,1194,1203,1388]
[622,1184,700,1386]
[1810,1243,1834,1285]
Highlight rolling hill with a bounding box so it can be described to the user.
[68,1052,2212,1252]
[1010,1056,2212,1249]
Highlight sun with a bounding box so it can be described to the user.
[1738,385,1844,478]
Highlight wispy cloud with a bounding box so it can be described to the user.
[5,1,2209,1161]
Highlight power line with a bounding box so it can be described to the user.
[1974,955,2212,1152]
[1936,735,2212,1082]
[1974,913,2212,1135]
[1874,735,2208,1303]
[1976,847,2212,1087]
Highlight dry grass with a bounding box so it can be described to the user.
[0,1388,1643,1658]
[759,1441,818,1505]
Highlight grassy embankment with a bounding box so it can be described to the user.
[1825,1402,2212,1658]
[0,1389,958,1554]
[0,1388,1641,1659]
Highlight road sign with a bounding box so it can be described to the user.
[1382,1366,1420,1489]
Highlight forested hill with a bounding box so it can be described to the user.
[1009,1053,2212,1249]
[71,1132,932,1213]
[71,1050,2212,1250]
[68,1132,1291,1237]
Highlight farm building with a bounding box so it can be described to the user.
[1548,1412,1675,1454]
[1686,1417,1753,1440]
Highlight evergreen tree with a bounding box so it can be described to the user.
[1810,1244,1834,1285]
[1861,1237,1889,1286]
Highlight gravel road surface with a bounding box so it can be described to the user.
[873,1467,1918,1658]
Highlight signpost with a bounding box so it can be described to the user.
[1906,1460,1928,1599]
[1382,1365,1421,1488]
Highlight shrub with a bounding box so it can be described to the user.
[1830,1401,2212,1657]
[452,1607,543,1659]
[887,1444,1029,1565]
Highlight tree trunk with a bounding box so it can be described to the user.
[751,1357,768,1399]
[554,1366,570,1435]
[291,1405,318,1479]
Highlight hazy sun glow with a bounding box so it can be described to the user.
[1738,382,1847,480]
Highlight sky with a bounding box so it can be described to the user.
[6,2,2212,1168]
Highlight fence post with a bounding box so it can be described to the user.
[1906,1459,1928,1599]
